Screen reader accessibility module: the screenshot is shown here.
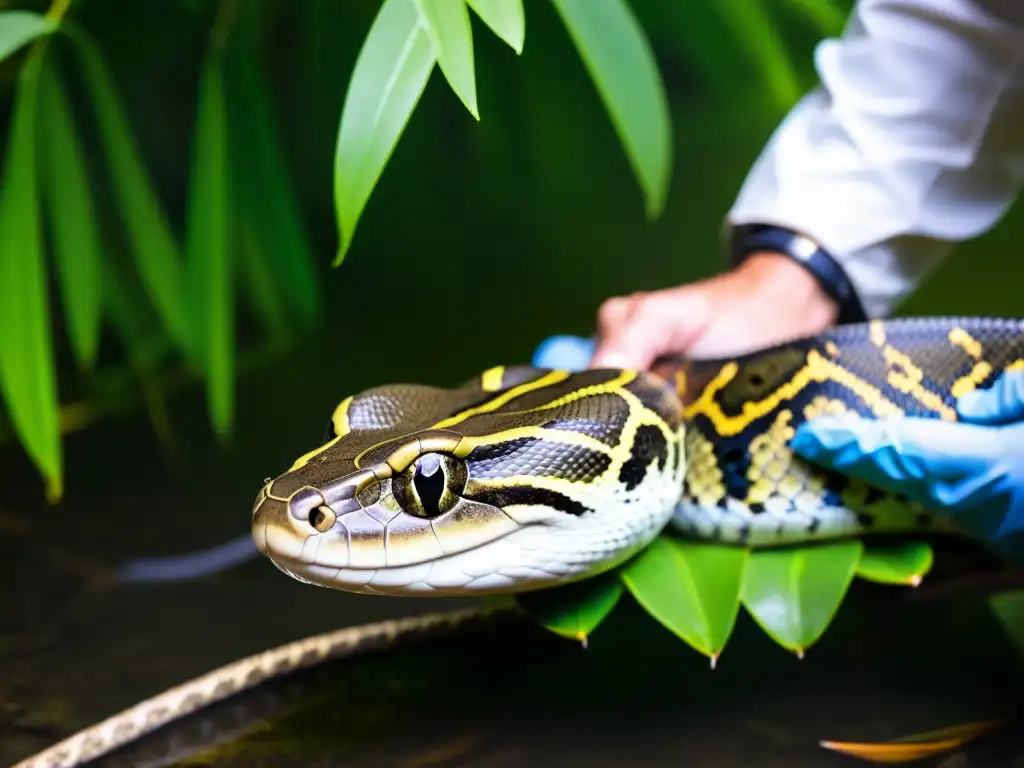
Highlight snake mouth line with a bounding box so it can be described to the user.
[257,518,544,574]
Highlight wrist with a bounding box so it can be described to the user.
[736,251,840,331]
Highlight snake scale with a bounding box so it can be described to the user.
[13,316,1024,768]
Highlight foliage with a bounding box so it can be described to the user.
[0,0,848,500]
[516,534,937,660]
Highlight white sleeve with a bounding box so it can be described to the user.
[726,0,1024,319]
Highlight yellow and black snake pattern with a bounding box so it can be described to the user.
[13,316,1024,768]
[252,316,1024,597]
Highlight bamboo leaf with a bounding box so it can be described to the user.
[820,718,1006,764]
[186,59,232,438]
[333,0,436,265]
[856,541,933,587]
[62,24,191,355]
[782,0,847,37]
[0,44,62,502]
[741,541,863,656]
[37,57,103,372]
[236,215,289,345]
[466,0,524,54]
[713,0,802,110]
[516,570,623,645]
[225,30,319,330]
[550,0,672,218]
[415,0,478,118]
[621,537,747,664]
[0,11,55,64]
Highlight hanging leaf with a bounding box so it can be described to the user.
[236,217,289,346]
[333,0,436,265]
[988,589,1024,658]
[415,0,478,118]
[466,0,524,54]
[0,43,62,502]
[741,541,863,656]
[0,11,55,64]
[225,24,319,330]
[621,537,747,664]
[62,23,191,356]
[550,0,672,219]
[516,570,623,645]
[820,718,1006,764]
[37,56,103,372]
[185,58,232,438]
[856,541,933,586]
[712,0,802,110]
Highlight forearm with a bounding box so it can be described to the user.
[726,0,1024,319]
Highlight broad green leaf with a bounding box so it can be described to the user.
[0,11,55,64]
[988,589,1024,658]
[550,0,672,218]
[63,24,191,355]
[0,44,62,502]
[713,0,802,110]
[621,537,747,663]
[466,0,524,54]
[37,57,103,372]
[185,59,233,438]
[333,0,436,265]
[741,541,863,656]
[225,28,318,330]
[856,541,933,586]
[415,0,478,118]
[516,570,623,645]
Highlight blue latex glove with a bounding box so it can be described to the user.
[791,370,1024,563]
[532,334,596,372]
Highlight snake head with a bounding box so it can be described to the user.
[252,365,686,597]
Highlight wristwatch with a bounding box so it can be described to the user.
[730,224,868,325]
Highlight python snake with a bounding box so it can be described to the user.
[13,316,1024,768]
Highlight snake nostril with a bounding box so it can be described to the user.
[308,504,337,533]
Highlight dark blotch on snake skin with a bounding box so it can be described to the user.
[617,424,668,491]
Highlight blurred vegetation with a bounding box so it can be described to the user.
[1,0,1022,505]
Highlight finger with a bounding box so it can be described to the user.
[531,335,595,372]
[790,414,996,501]
[958,370,1024,425]
[591,289,710,370]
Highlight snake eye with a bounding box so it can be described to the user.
[392,453,467,519]
[309,504,337,533]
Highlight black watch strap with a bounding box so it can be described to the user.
[730,224,868,325]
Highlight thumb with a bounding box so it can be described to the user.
[957,370,1024,425]
[590,289,711,370]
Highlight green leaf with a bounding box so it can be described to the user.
[0,44,62,502]
[856,541,933,586]
[37,57,103,372]
[415,0,478,118]
[741,541,863,656]
[713,0,802,110]
[466,0,524,54]
[516,570,623,645]
[225,29,319,330]
[63,23,191,355]
[550,0,672,218]
[621,537,747,663]
[185,59,232,438]
[236,215,289,345]
[0,11,55,64]
[988,590,1024,658]
[782,0,847,37]
[333,0,436,266]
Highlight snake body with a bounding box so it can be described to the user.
[252,316,1024,596]
[14,316,1024,768]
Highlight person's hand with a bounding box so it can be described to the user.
[533,253,839,372]
[790,371,1024,563]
